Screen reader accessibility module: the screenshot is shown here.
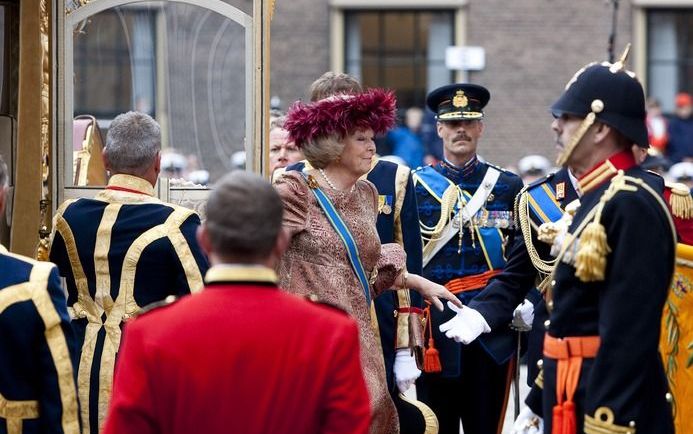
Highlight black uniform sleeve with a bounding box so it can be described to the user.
[584,190,674,426]
[401,172,423,307]
[468,229,539,329]
[170,213,209,294]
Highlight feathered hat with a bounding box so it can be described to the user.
[284,88,396,148]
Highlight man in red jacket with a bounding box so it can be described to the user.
[103,171,370,434]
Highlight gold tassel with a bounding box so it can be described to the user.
[668,183,693,219]
[574,220,611,282]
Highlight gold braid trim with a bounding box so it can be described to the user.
[420,184,459,239]
[666,182,693,219]
[518,189,558,276]
[398,393,439,434]
[534,368,544,389]
[584,407,636,434]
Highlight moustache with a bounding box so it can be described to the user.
[453,135,471,142]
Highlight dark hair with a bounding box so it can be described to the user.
[205,171,283,261]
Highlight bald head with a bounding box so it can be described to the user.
[203,171,284,263]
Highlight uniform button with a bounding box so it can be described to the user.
[551,280,556,287]
[666,393,673,403]
[544,320,551,328]
[536,359,543,368]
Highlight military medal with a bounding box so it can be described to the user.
[378,195,393,215]
[556,182,566,200]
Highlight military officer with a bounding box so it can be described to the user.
[506,51,676,433]
[413,83,524,434]
[438,165,580,434]
[103,171,371,434]
[0,155,80,434]
[277,71,434,434]
[49,111,209,434]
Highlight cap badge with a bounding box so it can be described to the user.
[452,90,468,108]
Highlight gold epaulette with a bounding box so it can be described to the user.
[134,295,179,318]
[584,407,636,434]
[666,182,693,219]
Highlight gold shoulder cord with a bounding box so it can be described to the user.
[420,185,460,242]
[517,189,558,279]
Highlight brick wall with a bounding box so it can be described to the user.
[270,0,331,106]
[466,0,633,168]
[268,0,636,168]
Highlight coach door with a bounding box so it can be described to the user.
[55,0,272,214]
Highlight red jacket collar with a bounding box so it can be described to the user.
[577,150,636,195]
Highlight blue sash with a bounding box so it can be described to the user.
[458,190,505,269]
[302,174,372,306]
[412,166,455,202]
[526,183,563,224]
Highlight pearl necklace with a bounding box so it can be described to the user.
[318,168,354,193]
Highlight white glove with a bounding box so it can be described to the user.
[438,301,491,344]
[511,299,534,331]
[393,348,421,393]
[511,406,543,434]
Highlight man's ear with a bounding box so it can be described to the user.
[102,149,111,173]
[153,151,161,176]
[436,121,444,139]
[196,224,213,258]
[593,121,612,145]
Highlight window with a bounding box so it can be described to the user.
[647,9,693,113]
[344,10,454,108]
[0,0,18,116]
[73,7,157,118]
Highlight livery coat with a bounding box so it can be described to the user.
[0,245,80,434]
[49,174,209,434]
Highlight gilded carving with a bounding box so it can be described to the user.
[37,0,51,260]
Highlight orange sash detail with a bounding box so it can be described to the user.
[543,334,600,434]
[444,269,502,294]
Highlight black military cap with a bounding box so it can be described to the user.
[551,61,648,148]
[426,83,490,121]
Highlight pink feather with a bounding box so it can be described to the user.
[285,89,396,148]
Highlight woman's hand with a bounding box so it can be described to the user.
[406,273,463,311]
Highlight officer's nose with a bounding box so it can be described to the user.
[551,118,560,134]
